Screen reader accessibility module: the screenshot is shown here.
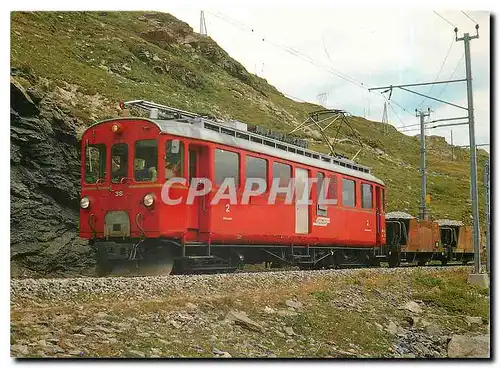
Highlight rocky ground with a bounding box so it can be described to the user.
[10,266,490,358]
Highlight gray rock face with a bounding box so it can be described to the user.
[447,334,489,358]
[10,77,93,277]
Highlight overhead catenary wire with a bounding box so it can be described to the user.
[433,10,457,28]
[382,95,407,127]
[429,53,465,110]
[281,92,310,103]
[208,10,367,89]
[203,9,481,176]
[207,10,416,120]
[461,10,478,25]
[417,35,455,110]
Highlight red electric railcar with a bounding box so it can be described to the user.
[79,101,386,275]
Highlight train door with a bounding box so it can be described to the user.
[295,167,310,234]
[375,186,383,245]
[187,145,210,236]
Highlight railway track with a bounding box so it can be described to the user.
[239,261,472,272]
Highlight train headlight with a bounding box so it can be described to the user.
[111,123,123,134]
[143,193,154,207]
[80,196,90,209]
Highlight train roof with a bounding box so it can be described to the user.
[87,116,384,186]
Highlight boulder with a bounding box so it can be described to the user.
[424,323,442,336]
[399,301,423,314]
[213,347,232,358]
[465,316,483,325]
[263,306,275,314]
[447,334,489,358]
[224,310,263,332]
[285,299,303,310]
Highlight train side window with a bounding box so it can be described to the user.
[85,143,106,183]
[215,149,239,187]
[188,149,197,183]
[327,175,338,203]
[111,143,128,183]
[382,188,386,212]
[165,140,184,179]
[361,183,373,209]
[134,140,158,182]
[246,156,267,191]
[273,162,291,188]
[316,172,327,216]
[342,178,356,207]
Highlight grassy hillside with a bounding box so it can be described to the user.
[10,11,489,225]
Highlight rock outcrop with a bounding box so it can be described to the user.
[10,78,93,277]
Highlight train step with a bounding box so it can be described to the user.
[293,255,311,259]
[184,242,207,246]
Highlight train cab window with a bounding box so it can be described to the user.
[361,183,373,209]
[273,162,291,188]
[111,143,128,183]
[342,178,356,208]
[85,143,106,184]
[246,156,267,191]
[316,172,327,216]
[134,140,158,182]
[214,149,239,187]
[165,140,184,179]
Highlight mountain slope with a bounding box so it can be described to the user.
[10,11,489,276]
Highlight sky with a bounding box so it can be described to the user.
[165,5,490,150]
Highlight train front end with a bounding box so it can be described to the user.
[79,118,173,276]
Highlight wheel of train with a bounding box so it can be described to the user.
[95,243,174,277]
[387,249,401,268]
[417,259,428,266]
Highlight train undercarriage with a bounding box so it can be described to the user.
[91,238,473,276]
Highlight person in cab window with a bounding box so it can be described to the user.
[149,166,157,181]
[134,158,157,182]
[165,140,183,180]
[112,156,127,182]
[166,161,181,179]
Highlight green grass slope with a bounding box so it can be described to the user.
[11,11,489,226]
